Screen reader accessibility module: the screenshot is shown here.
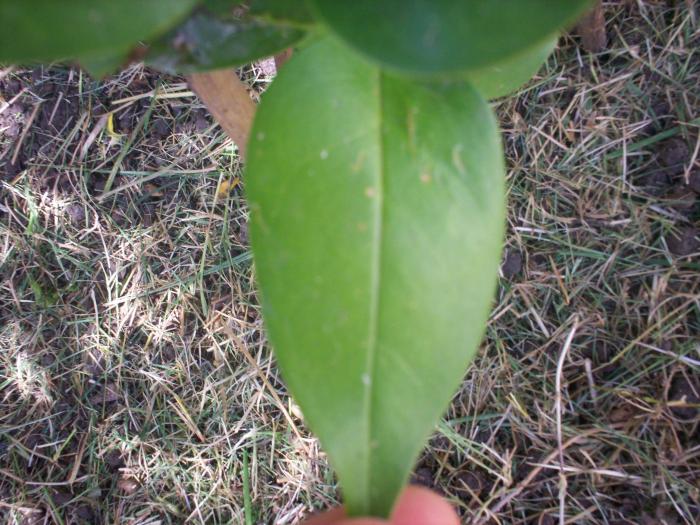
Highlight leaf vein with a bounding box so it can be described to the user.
[363,69,386,509]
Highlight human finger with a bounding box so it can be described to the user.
[389,485,460,525]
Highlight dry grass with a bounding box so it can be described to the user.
[1,2,699,524]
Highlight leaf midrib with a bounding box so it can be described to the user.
[362,68,386,510]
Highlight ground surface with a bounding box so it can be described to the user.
[1,2,699,524]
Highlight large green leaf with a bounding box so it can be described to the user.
[0,0,198,63]
[146,11,306,74]
[468,36,558,100]
[77,49,131,79]
[246,37,505,516]
[307,0,591,75]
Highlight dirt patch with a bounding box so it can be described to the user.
[658,137,690,177]
[667,226,699,256]
[0,101,25,140]
[1,70,87,186]
[688,171,700,194]
[665,185,697,213]
[501,250,523,279]
[668,374,699,421]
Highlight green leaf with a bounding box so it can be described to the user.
[78,49,129,79]
[203,0,246,15]
[0,0,198,63]
[307,0,591,75]
[246,37,505,517]
[146,11,306,74]
[249,0,315,27]
[468,36,558,100]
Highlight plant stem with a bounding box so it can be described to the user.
[242,449,254,525]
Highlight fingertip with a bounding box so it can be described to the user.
[390,485,460,525]
[304,508,387,525]
[303,507,346,525]
[338,518,389,525]
[303,486,459,525]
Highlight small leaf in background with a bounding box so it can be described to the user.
[467,36,558,100]
[106,113,123,140]
[307,0,592,75]
[217,177,240,199]
[28,275,58,308]
[0,0,199,64]
[146,9,306,74]
[246,36,505,517]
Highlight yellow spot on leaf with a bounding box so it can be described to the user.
[452,144,466,175]
[351,152,367,173]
